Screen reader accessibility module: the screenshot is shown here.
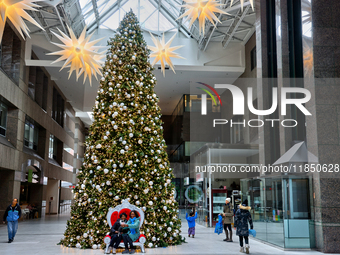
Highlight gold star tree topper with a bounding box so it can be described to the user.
[178,0,228,35]
[48,25,105,85]
[0,0,44,43]
[148,33,184,76]
[230,0,254,11]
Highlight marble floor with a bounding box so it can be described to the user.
[0,211,334,255]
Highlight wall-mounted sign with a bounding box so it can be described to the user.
[184,177,190,186]
[196,172,204,182]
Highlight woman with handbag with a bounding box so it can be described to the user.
[234,200,253,254]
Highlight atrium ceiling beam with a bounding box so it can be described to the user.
[55,5,67,34]
[176,0,186,31]
[87,0,129,33]
[200,0,229,51]
[222,5,250,49]
[148,0,192,39]
[91,0,100,29]
[30,10,52,41]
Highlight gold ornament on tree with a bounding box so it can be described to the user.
[148,33,184,76]
[0,0,44,43]
[48,25,105,85]
[178,0,228,35]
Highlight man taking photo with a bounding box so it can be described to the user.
[3,198,22,243]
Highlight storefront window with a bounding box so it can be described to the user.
[184,94,220,113]
[240,176,313,248]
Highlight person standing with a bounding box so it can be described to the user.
[222,197,233,242]
[186,211,198,238]
[2,198,22,243]
[234,200,253,254]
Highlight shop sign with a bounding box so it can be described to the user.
[196,172,203,182]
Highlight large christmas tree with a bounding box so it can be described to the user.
[60,11,183,249]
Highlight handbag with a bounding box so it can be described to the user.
[249,229,256,237]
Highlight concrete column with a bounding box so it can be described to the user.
[0,170,21,216]
[45,178,60,214]
[255,0,281,168]
[311,0,340,253]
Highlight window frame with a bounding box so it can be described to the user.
[0,102,8,137]
[49,134,58,160]
[24,119,39,151]
[251,46,257,71]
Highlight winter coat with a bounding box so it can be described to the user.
[214,215,224,235]
[186,212,197,228]
[3,204,21,222]
[110,218,128,236]
[126,217,140,242]
[223,203,233,224]
[234,205,253,236]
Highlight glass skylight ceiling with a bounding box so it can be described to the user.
[76,0,257,49]
[78,0,186,33]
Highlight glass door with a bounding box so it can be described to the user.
[283,177,312,248]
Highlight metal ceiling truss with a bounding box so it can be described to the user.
[91,0,100,28]
[198,0,255,51]
[222,5,251,48]
[199,0,229,51]
[147,0,193,38]
[28,0,255,51]
[26,0,85,43]
[87,0,129,33]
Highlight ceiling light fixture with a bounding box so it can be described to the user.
[0,0,44,43]
[148,32,184,77]
[48,25,105,86]
[178,0,228,35]
[230,0,254,11]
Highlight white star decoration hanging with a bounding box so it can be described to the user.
[0,0,44,43]
[148,33,184,77]
[178,0,228,35]
[230,0,254,11]
[48,26,105,86]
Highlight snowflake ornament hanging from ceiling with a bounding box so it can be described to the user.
[0,0,45,43]
[148,32,184,76]
[178,0,228,35]
[48,25,105,85]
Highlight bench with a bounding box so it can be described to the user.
[103,200,146,253]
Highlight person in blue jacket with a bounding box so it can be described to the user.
[186,211,198,238]
[2,198,22,243]
[214,214,224,235]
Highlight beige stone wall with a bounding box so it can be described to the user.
[0,21,85,214]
